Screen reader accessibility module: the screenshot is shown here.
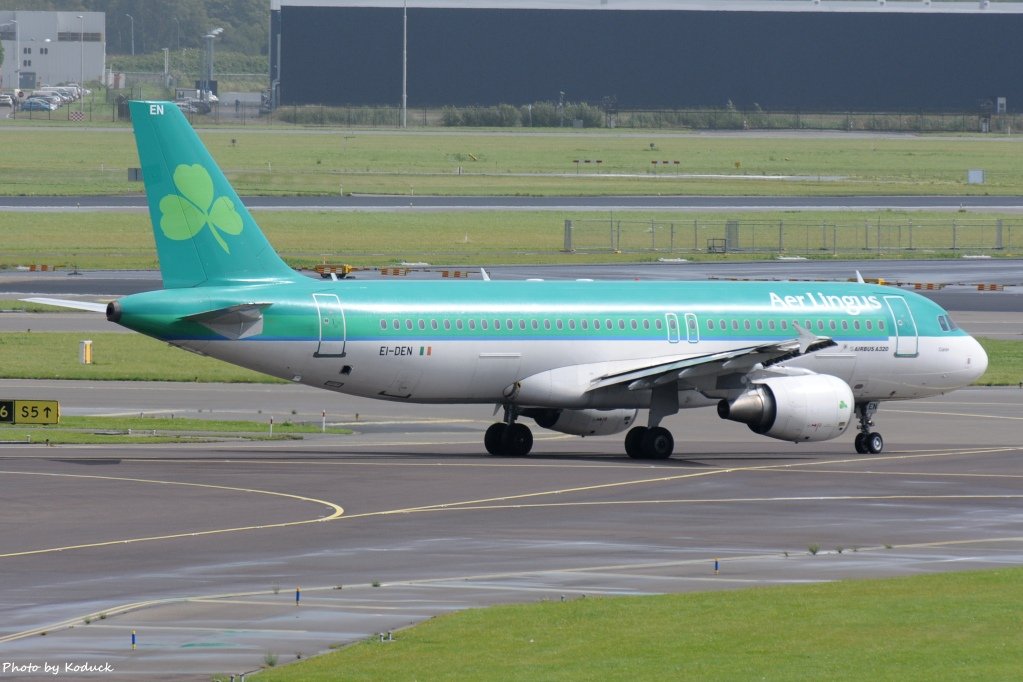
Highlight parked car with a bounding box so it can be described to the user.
[22,98,57,111]
[29,93,62,107]
[34,90,69,104]
[48,86,79,101]
[0,93,13,106]
[176,98,212,114]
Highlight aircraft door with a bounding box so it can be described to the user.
[884,295,919,357]
[312,293,346,357]
[684,313,699,344]
[665,313,681,343]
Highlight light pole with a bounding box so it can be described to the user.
[77,15,84,110]
[173,17,180,51]
[401,0,407,129]
[125,13,134,56]
[1,20,19,91]
[202,27,223,107]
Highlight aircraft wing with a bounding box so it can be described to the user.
[589,325,835,393]
[21,297,108,313]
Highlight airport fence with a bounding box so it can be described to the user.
[254,106,1023,134]
[12,95,1021,133]
[562,217,1019,256]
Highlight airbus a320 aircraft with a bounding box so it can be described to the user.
[31,101,989,459]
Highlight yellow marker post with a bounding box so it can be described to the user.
[131,629,136,651]
[79,339,93,364]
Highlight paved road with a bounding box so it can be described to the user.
[1,382,1021,679]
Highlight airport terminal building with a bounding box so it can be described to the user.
[270,0,1023,113]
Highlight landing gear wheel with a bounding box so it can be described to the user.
[503,423,534,457]
[484,423,507,455]
[854,402,884,455]
[625,426,647,459]
[641,426,674,460]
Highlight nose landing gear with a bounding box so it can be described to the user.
[854,402,884,454]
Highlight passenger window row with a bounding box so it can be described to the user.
[376,315,887,334]
[378,317,669,332]
[708,318,885,332]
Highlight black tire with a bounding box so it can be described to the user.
[503,423,534,457]
[867,432,884,455]
[642,426,674,460]
[484,423,507,455]
[854,432,868,454]
[625,426,648,459]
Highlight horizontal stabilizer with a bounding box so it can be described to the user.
[21,297,108,313]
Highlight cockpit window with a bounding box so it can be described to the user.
[939,314,959,331]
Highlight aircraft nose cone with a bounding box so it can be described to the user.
[965,336,988,383]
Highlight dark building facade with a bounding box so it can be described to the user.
[270,1,1023,112]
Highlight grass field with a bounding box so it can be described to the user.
[1,210,1019,271]
[0,415,350,445]
[248,567,1023,681]
[0,332,284,383]
[975,338,1023,385]
[3,126,1023,196]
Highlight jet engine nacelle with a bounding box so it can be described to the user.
[528,408,639,437]
[717,374,854,443]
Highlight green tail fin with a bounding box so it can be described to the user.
[129,100,296,288]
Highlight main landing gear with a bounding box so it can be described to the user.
[624,426,675,460]
[624,383,678,460]
[485,408,533,457]
[853,401,884,454]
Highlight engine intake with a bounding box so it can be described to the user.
[718,375,854,443]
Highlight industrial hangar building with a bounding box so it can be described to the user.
[270,0,1023,112]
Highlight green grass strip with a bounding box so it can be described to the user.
[1,210,1020,271]
[975,338,1023,386]
[251,567,1023,681]
[5,126,1023,196]
[53,416,350,434]
[0,416,351,445]
[0,332,283,383]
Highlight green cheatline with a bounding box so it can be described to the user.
[251,567,1023,681]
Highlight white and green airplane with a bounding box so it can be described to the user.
[33,101,989,459]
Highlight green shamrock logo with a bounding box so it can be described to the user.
[158,164,243,253]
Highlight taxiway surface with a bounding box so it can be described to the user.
[1,382,1022,680]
